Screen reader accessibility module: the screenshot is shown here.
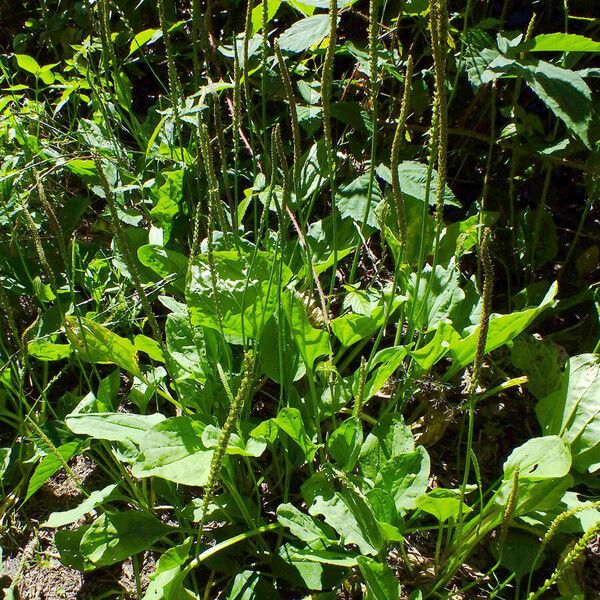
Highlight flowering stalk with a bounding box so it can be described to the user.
[198,352,255,534]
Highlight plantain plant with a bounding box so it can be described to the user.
[0,0,599,598]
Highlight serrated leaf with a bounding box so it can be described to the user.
[376,161,460,208]
[278,15,331,54]
[525,33,600,53]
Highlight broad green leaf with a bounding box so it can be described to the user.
[66,412,165,444]
[278,15,331,54]
[536,354,600,473]
[335,174,382,230]
[401,0,428,14]
[227,570,279,600]
[357,556,400,600]
[287,0,356,7]
[415,488,471,522]
[276,503,337,548]
[43,484,119,528]
[96,369,120,411]
[297,80,320,104]
[187,250,292,341]
[143,538,195,600]
[306,217,360,274]
[0,448,10,480]
[521,491,600,535]
[379,447,430,513]
[510,334,563,399]
[259,314,304,385]
[274,407,319,461]
[112,71,132,111]
[521,60,591,147]
[366,488,397,525]
[473,52,592,146]
[27,339,71,361]
[490,530,545,581]
[360,414,414,482]
[65,158,96,178]
[406,258,465,332]
[80,511,172,567]
[297,105,322,135]
[516,208,558,268]
[331,313,378,348]
[302,470,384,555]
[359,346,408,402]
[25,441,81,502]
[165,314,211,385]
[410,321,461,373]
[150,170,184,241]
[138,245,187,293]
[504,435,571,481]
[296,141,328,202]
[275,543,352,591]
[129,367,167,414]
[14,53,41,74]
[525,33,600,53]
[377,194,436,267]
[251,0,282,35]
[496,436,573,516]
[280,544,358,567]
[55,526,93,571]
[333,289,403,349]
[38,64,56,85]
[132,416,214,486]
[328,417,363,472]
[64,316,142,378]
[282,291,330,369]
[202,425,267,457]
[376,161,460,208]
[128,28,163,56]
[134,334,165,363]
[444,281,557,379]
[462,29,500,90]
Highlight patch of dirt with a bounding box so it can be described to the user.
[0,455,156,599]
[4,557,84,600]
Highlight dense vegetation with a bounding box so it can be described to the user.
[0,0,599,598]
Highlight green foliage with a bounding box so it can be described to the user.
[536,354,600,474]
[1,0,598,597]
